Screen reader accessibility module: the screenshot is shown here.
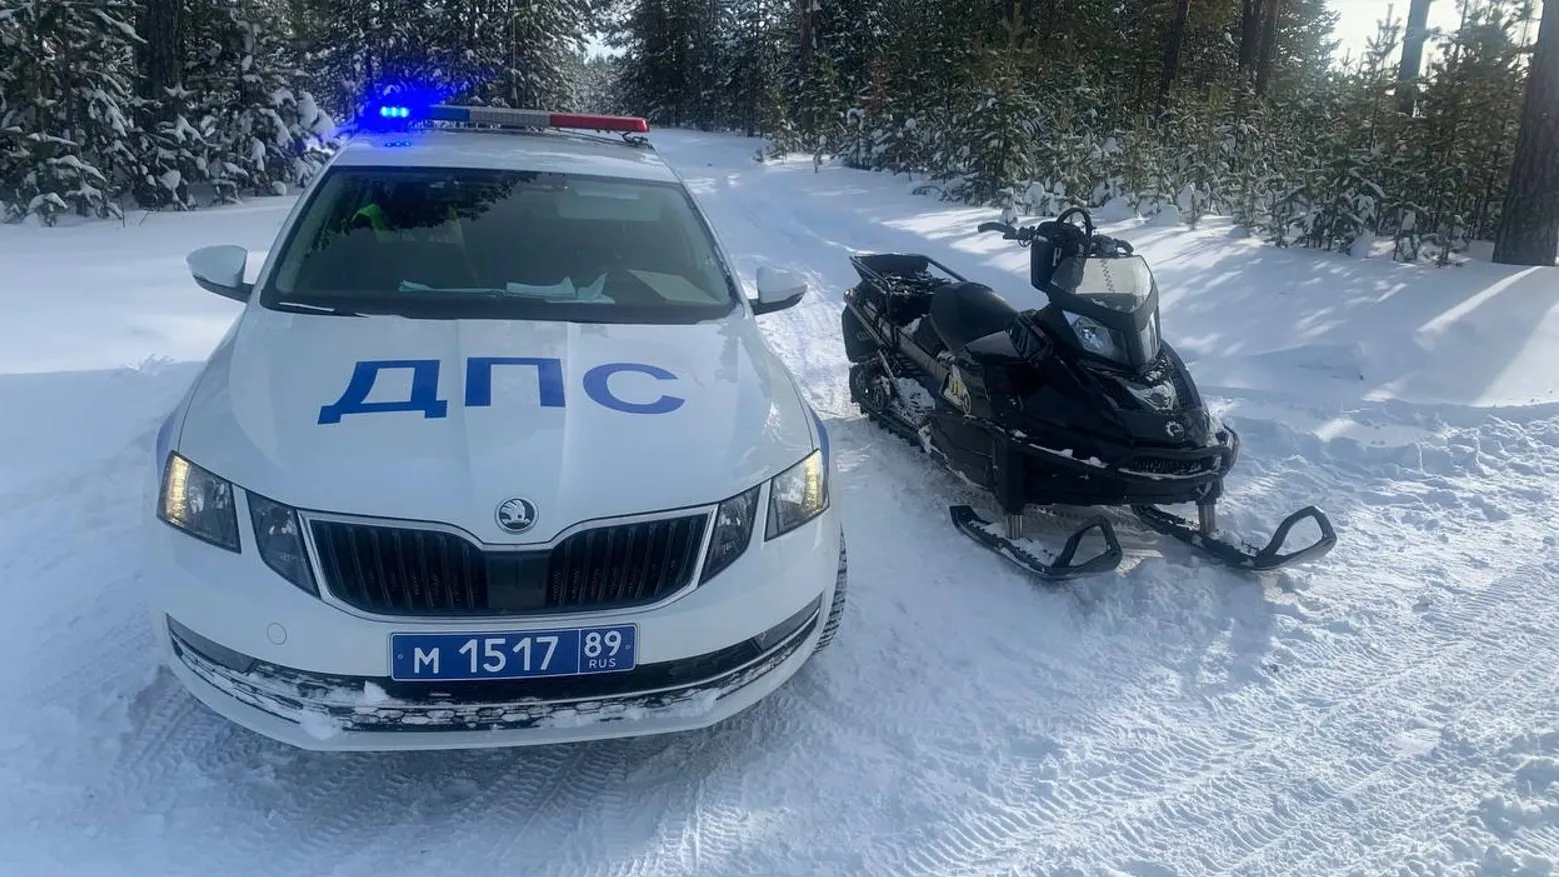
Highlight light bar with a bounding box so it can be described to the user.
[402,104,649,133]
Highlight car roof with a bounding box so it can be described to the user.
[329,127,684,184]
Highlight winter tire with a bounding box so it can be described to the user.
[814,530,848,652]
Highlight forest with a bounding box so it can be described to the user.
[1,0,1555,265]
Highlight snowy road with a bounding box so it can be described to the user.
[4,129,1559,877]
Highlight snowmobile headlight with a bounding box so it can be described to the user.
[157,452,241,552]
[1062,311,1126,362]
[701,485,761,584]
[765,449,829,541]
[247,491,318,595]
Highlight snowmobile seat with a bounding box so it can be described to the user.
[930,281,1019,352]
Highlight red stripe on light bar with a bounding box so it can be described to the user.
[548,113,650,133]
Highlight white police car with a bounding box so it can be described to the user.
[144,103,846,751]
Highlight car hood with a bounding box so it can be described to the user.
[175,308,816,544]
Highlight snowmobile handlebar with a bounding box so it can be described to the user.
[977,208,1135,259]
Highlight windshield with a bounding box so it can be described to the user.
[1047,254,1156,313]
[260,166,739,323]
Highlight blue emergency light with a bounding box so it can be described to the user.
[368,101,649,134]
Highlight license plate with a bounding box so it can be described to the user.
[389,625,637,682]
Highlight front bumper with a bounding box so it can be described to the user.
[144,489,842,751]
[161,593,822,750]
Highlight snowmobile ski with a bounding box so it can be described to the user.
[1130,503,1336,572]
[950,504,1124,579]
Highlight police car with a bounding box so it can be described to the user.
[144,102,847,751]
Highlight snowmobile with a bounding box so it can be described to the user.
[839,206,1337,578]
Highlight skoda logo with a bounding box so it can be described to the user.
[495,497,539,534]
[1165,420,1186,439]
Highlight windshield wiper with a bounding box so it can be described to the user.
[268,300,366,317]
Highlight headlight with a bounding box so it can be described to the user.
[1062,311,1126,361]
[765,449,828,540]
[248,491,318,595]
[700,485,759,584]
[157,452,240,552]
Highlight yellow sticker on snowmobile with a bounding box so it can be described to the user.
[943,368,971,412]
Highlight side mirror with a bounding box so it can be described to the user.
[187,244,252,303]
[752,265,806,315]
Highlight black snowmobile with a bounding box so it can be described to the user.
[839,206,1337,578]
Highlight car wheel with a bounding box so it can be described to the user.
[813,529,847,652]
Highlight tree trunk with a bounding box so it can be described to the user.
[1238,0,1262,73]
[1017,0,1036,45]
[798,0,815,69]
[1157,0,1191,114]
[1395,0,1434,115]
[1033,0,1058,40]
[136,0,184,108]
[796,0,819,133]
[1493,0,1559,266]
[1254,0,1283,95]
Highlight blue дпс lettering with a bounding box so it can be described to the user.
[317,357,686,424]
[582,362,683,415]
[317,359,449,425]
[465,356,566,408]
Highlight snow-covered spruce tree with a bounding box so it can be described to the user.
[0,0,145,224]
[1383,0,1534,259]
[722,0,788,137]
[166,0,335,205]
[1278,18,1401,254]
[228,1,335,196]
[929,22,1041,213]
[828,0,984,178]
[793,49,846,168]
[608,0,724,128]
[298,0,485,123]
[472,0,595,111]
[571,54,627,115]
[846,13,937,175]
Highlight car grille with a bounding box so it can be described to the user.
[308,513,710,617]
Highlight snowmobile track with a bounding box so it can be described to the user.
[891,550,1559,875]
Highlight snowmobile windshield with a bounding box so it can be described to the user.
[1047,255,1157,314]
[1047,254,1162,370]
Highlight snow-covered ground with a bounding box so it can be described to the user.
[4,128,1559,877]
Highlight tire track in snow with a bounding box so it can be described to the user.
[836,415,1559,877]
[1082,561,1559,876]
[1228,609,1559,877]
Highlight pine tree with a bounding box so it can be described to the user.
[1493,0,1558,264]
[0,0,145,224]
